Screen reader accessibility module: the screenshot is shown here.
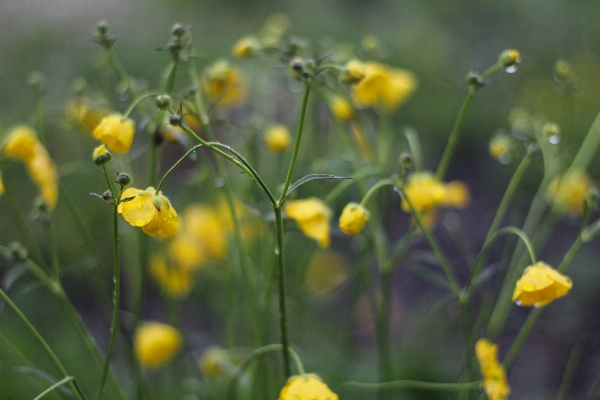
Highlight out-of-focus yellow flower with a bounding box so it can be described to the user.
[328,95,354,121]
[489,133,513,164]
[169,231,206,271]
[232,36,261,58]
[341,59,366,85]
[279,374,338,400]
[184,205,229,259]
[401,172,470,229]
[546,169,594,216]
[202,60,247,108]
[305,250,348,294]
[265,124,292,153]
[93,114,135,153]
[260,13,290,46]
[351,62,417,111]
[0,174,4,198]
[3,126,58,210]
[512,261,572,307]
[66,97,110,135]
[199,346,234,378]
[475,339,510,400]
[134,322,183,369]
[339,202,369,235]
[150,255,194,298]
[285,198,331,248]
[118,187,179,237]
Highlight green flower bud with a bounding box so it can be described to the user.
[169,114,183,126]
[116,172,132,187]
[156,94,172,111]
[499,49,521,68]
[93,144,112,166]
[9,242,28,262]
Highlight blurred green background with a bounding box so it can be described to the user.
[2,0,600,399]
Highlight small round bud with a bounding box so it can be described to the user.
[399,152,413,165]
[341,60,365,85]
[542,122,561,138]
[27,71,45,91]
[554,59,572,82]
[9,242,28,262]
[116,172,132,187]
[93,144,112,166]
[171,23,186,38]
[499,49,522,68]
[169,114,183,126]
[156,94,172,111]
[465,71,484,87]
[96,20,110,35]
[102,191,114,201]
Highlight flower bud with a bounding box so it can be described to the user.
[102,191,114,201]
[116,172,132,187]
[156,94,172,111]
[341,60,366,85]
[290,57,304,79]
[498,49,521,68]
[399,152,413,166]
[465,71,484,87]
[27,71,45,92]
[542,122,561,138]
[93,144,112,166]
[171,23,186,38]
[339,202,370,235]
[169,114,183,126]
[9,242,28,262]
[232,36,261,58]
[554,59,572,82]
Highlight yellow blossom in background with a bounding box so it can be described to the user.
[546,169,594,216]
[285,198,331,248]
[0,174,4,198]
[118,187,179,237]
[265,124,292,153]
[305,250,348,294]
[168,231,207,271]
[401,171,470,229]
[279,374,338,400]
[134,322,183,369]
[199,346,234,378]
[512,261,572,307]
[93,114,135,153]
[3,126,58,210]
[260,12,290,46]
[489,133,513,164]
[351,61,418,111]
[328,95,354,121]
[339,202,369,235]
[475,339,510,400]
[66,97,110,135]
[150,255,194,298]
[184,205,229,259]
[341,59,366,84]
[232,36,261,58]
[202,60,247,108]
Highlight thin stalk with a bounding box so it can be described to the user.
[360,179,397,207]
[337,379,482,393]
[377,270,393,384]
[46,219,61,277]
[33,376,75,400]
[0,288,86,400]
[556,345,581,400]
[502,307,541,370]
[156,144,204,193]
[274,207,291,378]
[586,368,600,400]
[460,298,476,400]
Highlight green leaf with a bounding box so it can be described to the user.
[285,174,351,199]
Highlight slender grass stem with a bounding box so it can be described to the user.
[274,207,291,377]
[337,379,482,393]
[33,376,75,400]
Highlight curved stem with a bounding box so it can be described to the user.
[33,376,75,400]
[156,144,204,193]
[123,93,159,119]
[360,179,397,207]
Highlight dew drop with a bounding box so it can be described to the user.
[504,65,518,74]
[548,135,560,144]
[214,177,224,187]
[146,213,153,219]
[134,217,146,226]
[499,153,511,165]
[274,246,280,255]
[136,203,143,210]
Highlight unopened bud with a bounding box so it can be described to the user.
[116,172,132,187]
[156,94,172,111]
[341,60,365,85]
[169,114,183,126]
[93,144,112,166]
[554,59,572,82]
[9,242,28,262]
[542,122,561,138]
[102,190,114,201]
[399,152,413,165]
[171,23,186,38]
[499,49,521,68]
[465,71,484,87]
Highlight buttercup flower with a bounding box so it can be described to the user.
[3,126,58,210]
[0,174,4,198]
[202,60,247,108]
[66,97,110,135]
[279,374,338,400]
[328,95,354,121]
[339,202,369,235]
[512,261,572,307]
[489,133,513,164]
[232,36,261,58]
[184,204,229,259]
[264,124,292,153]
[134,322,183,369]
[169,231,207,271]
[341,59,366,85]
[150,255,194,298]
[285,198,331,248]
[351,61,417,111]
[118,187,179,237]
[199,346,235,378]
[546,169,594,216]
[93,114,135,153]
[401,171,470,229]
[475,339,510,400]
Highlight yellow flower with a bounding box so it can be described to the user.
[92,114,135,153]
[305,250,348,294]
[475,339,510,400]
[401,171,470,229]
[512,261,572,307]
[232,36,261,58]
[341,59,366,84]
[546,169,594,216]
[118,187,179,237]
[339,202,369,235]
[150,255,194,298]
[134,322,183,369]
[66,97,110,135]
[92,144,112,166]
[202,60,247,108]
[489,133,513,163]
[328,95,354,121]
[260,13,290,46]
[0,174,4,198]
[285,198,331,248]
[499,49,521,68]
[3,126,58,210]
[351,62,417,111]
[279,374,338,400]
[184,205,229,259]
[169,231,207,271]
[199,346,233,378]
[265,124,292,153]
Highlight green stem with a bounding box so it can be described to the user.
[280,82,312,202]
[377,270,394,384]
[123,93,159,119]
[0,288,86,400]
[33,376,75,400]
[337,379,482,393]
[586,367,600,400]
[460,298,476,400]
[360,179,396,207]
[46,219,61,277]
[570,110,600,171]
[502,307,541,370]
[274,206,291,378]
[556,345,581,400]
[156,144,203,193]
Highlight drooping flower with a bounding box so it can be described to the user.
[351,61,417,111]
[475,339,510,400]
[401,171,470,229]
[92,114,135,153]
[264,124,292,153]
[546,169,594,216]
[134,322,183,369]
[512,261,572,307]
[3,126,58,210]
[339,202,369,235]
[285,198,331,248]
[202,60,247,108]
[279,374,338,400]
[118,187,179,237]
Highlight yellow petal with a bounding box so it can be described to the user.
[119,189,156,227]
